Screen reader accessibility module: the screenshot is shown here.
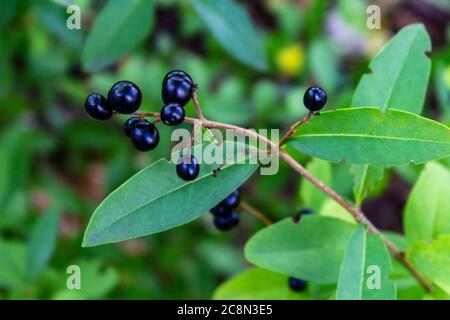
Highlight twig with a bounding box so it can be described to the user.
[279,112,315,146]
[192,91,205,121]
[239,201,272,226]
[130,103,433,292]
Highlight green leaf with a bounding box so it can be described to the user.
[82,0,154,72]
[351,165,384,206]
[308,38,339,92]
[0,0,19,31]
[319,199,356,224]
[404,162,450,244]
[245,216,356,284]
[352,24,431,114]
[191,0,268,70]
[407,235,450,294]
[288,107,450,166]
[337,226,396,300]
[0,239,26,290]
[300,158,332,212]
[213,268,309,300]
[26,207,60,281]
[83,142,258,246]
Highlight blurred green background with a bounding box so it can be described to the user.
[0,0,449,299]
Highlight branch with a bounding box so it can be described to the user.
[239,201,272,226]
[131,104,433,293]
[279,111,315,146]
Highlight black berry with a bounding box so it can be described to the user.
[162,71,193,106]
[210,189,241,217]
[130,119,160,151]
[176,155,200,181]
[108,81,142,114]
[164,70,193,86]
[213,211,239,231]
[288,277,307,292]
[160,103,185,126]
[85,93,113,120]
[123,116,141,137]
[303,86,327,112]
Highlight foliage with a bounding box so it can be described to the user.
[1,0,449,300]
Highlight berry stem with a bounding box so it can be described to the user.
[279,111,315,147]
[239,201,272,226]
[130,105,433,293]
[192,91,206,121]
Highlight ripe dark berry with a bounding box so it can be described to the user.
[213,211,239,231]
[176,155,200,181]
[130,119,160,151]
[303,86,327,112]
[162,71,193,106]
[288,277,307,292]
[123,117,141,137]
[210,189,241,217]
[164,70,193,86]
[160,103,185,126]
[108,81,142,114]
[85,93,113,120]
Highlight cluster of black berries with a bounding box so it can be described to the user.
[288,277,307,292]
[303,86,327,112]
[84,70,202,181]
[209,189,241,231]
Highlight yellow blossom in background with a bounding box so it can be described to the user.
[444,65,450,89]
[275,43,305,77]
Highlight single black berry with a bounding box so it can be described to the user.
[288,277,307,292]
[160,103,185,126]
[176,155,200,181]
[162,71,193,106]
[123,116,141,137]
[213,211,239,231]
[130,119,160,151]
[108,81,142,114]
[210,189,241,217]
[303,86,327,112]
[164,70,193,86]
[85,93,113,120]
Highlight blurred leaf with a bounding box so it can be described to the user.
[338,0,367,33]
[0,0,19,31]
[304,0,327,40]
[404,162,450,244]
[319,199,356,224]
[336,226,396,300]
[352,24,431,114]
[82,0,154,72]
[197,242,244,275]
[308,38,339,92]
[0,239,26,290]
[213,268,308,300]
[407,235,450,294]
[288,107,450,166]
[434,63,450,122]
[26,208,60,281]
[300,158,331,212]
[351,165,384,206]
[53,260,119,299]
[83,142,258,246]
[191,0,268,70]
[245,216,356,284]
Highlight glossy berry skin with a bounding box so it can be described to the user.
[162,72,193,106]
[210,189,241,217]
[213,211,239,231]
[85,93,112,120]
[176,155,200,181]
[288,277,307,292]
[160,103,185,126]
[303,86,327,111]
[164,70,193,86]
[123,117,141,137]
[299,208,314,216]
[107,81,142,114]
[130,119,160,151]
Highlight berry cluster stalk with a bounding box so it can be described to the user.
[133,91,433,293]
